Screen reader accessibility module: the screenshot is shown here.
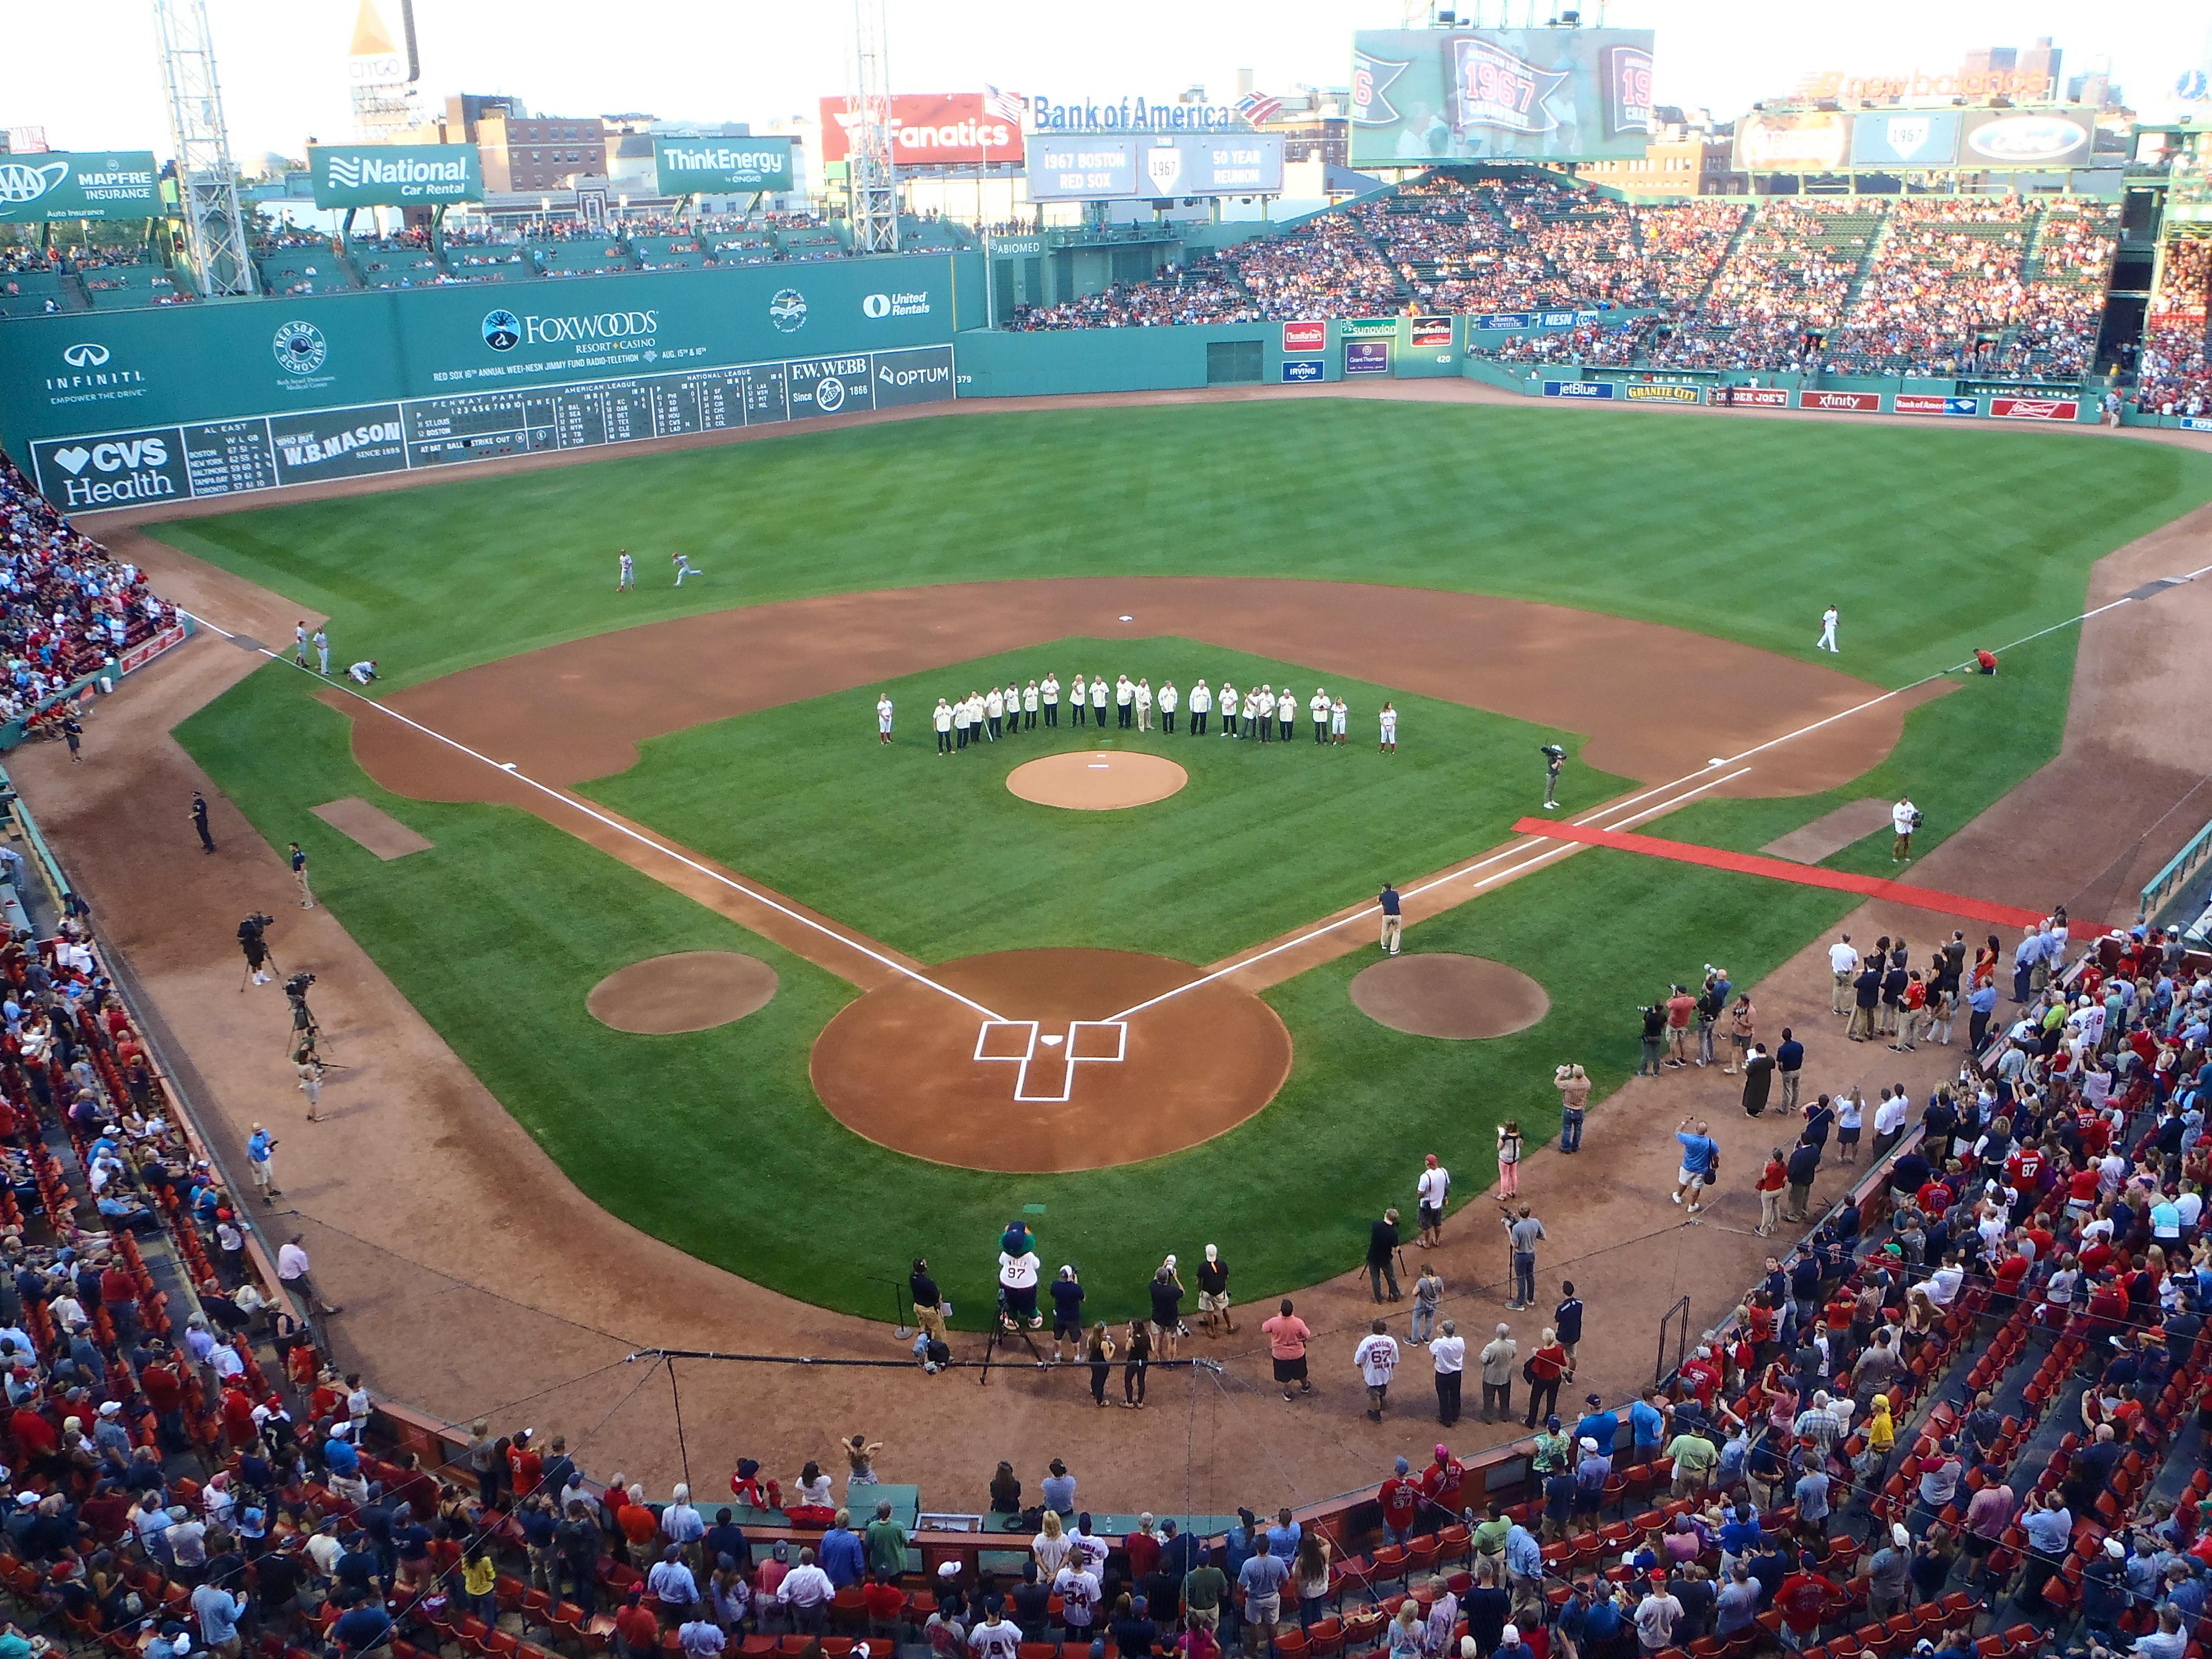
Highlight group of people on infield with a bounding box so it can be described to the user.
[902,674,1398,754]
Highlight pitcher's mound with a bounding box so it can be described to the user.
[1350,954,1549,1040]
[589,951,778,1034]
[811,948,1289,1172]
[1007,751,1187,810]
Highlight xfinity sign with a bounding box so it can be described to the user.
[652,136,795,196]
[310,144,483,209]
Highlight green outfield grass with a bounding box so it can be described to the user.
[582,637,1624,965]
[159,400,2212,1321]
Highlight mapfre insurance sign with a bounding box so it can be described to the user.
[818,94,1018,165]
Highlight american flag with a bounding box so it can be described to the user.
[1235,91,1282,127]
[983,85,1027,124]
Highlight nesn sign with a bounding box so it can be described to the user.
[1280,359,1326,383]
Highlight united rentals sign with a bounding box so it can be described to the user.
[653,137,794,196]
[0,152,160,223]
[309,144,482,209]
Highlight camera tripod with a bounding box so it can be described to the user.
[238,943,279,993]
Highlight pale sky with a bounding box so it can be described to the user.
[2,0,2208,166]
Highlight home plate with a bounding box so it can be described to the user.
[500,762,519,771]
[1040,1034,1064,1047]
[1708,757,1727,767]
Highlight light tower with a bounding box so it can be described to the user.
[151,0,256,295]
[846,0,900,253]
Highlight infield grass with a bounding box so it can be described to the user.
[161,400,2212,1321]
[582,636,1626,965]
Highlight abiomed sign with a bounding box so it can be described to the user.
[309,145,482,209]
[653,137,794,196]
[0,152,160,223]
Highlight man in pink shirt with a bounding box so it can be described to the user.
[1960,1470,2017,1590]
[1261,1298,1312,1403]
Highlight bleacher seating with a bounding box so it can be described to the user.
[2138,237,2211,416]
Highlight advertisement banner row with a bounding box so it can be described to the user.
[0,257,969,456]
[653,137,795,196]
[1538,382,2086,421]
[27,345,955,511]
[1024,134,1285,201]
[308,144,482,209]
[1279,317,1453,354]
[1731,106,2100,173]
[1349,28,1656,165]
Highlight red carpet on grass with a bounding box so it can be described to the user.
[1513,818,2073,932]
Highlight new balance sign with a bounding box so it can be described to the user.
[1989,396,2079,421]
[1281,320,1326,354]
[1797,390,1881,413]
[310,145,482,209]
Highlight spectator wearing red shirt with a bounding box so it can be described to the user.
[10,1397,57,1470]
[220,1382,257,1451]
[1774,1555,1840,1646]
[1379,1459,1421,1545]
[861,1571,906,1638]
[614,1591,660,1659]
[508,1429,543,1495]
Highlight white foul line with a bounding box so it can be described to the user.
[180,610,1011,1023]
[1101,767,1753,1024]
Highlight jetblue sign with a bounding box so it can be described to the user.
[1542,380,1615,399]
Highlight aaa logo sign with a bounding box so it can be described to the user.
[1451,39,1571,137]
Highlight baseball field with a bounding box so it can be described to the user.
[150,396,2212,1323]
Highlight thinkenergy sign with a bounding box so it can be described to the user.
[652,136,794,194]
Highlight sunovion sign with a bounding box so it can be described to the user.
[0,152,160,223]
[309,144,483,209]
[652,137,794,195]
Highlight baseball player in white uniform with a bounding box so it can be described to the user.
[1115,675,1134,729]
[1158,680,1178,734]
[933,698,954,754]
[1188,679,1210,736]
[876,693,894,745]
[1218,681,1239,738]
[1331,695,1349,744]
[1022,680,1039,730]
[1276,687,1296,742]
[984,686,1004,741]
[952,695,972,750]
[1089,675,1109,724]
[1378,702,1397,753]
[1310,688,1330,743]
[672,551,702,585]
[1069,674,1087,727]
[1817,605,1839,653]
[1042,674,1061,727]
[1135,678,1152,732]
[617,549,635,591]
[1254,685,1272,743]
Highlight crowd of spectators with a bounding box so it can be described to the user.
[0,454,180,731]
[2136,238,2212,418]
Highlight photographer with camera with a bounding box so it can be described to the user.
[237,912,274,988]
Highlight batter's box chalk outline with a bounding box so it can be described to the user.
[973,1018,1129,1102]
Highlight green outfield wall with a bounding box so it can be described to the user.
[0,254,982,507]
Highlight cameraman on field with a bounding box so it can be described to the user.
[238,912,274,986]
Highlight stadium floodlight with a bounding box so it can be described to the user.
[151,0,257,296]
[847,0,901,254]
